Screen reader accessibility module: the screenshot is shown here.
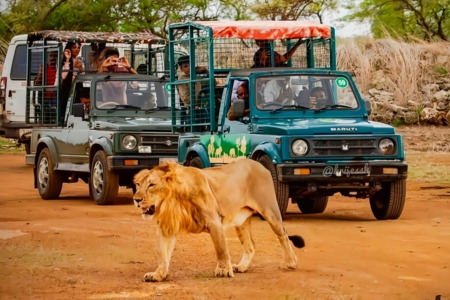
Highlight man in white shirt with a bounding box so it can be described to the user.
[263,77,295,105]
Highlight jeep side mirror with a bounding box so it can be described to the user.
[73,103,85,118]
[363,98,372,116]
[232,99,245,119]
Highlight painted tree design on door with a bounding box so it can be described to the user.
[201,134,250,164]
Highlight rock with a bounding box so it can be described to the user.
[368,88,381,97]
[443,83,450,91]
[422,83,440,95]
[446,111,450,124]
[420,108,445,125]
[437,101,448,111]
[431,90,449,102]
[407,100,420,107]
[390,104,408,113]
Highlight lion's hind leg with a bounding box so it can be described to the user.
[258,207,299,270]
[232,215,255,273]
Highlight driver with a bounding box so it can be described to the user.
[263,77,295,106]
[227,82,250,121]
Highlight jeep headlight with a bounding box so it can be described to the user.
[122,135,137,150]
[292,139,308,156]
[379,138,394,155]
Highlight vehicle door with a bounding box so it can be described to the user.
[59,82,90,170]
[3,40,29,124]
[206,78,251,165]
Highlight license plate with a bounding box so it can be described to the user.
[323,164,371,177]
[159,157,177,164]
[138,146,152,153]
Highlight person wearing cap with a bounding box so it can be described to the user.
[176,55,208,106]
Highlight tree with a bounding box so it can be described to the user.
[250,0,337,22]
[344,0,450,41]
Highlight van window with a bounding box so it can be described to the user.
[10,45,27,80]
[10,45,43,81]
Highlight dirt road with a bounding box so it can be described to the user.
[1,129,450,299]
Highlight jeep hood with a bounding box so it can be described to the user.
[255,118,396,135]
[93,117,172,131]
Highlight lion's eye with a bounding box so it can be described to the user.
[148,183,155,189]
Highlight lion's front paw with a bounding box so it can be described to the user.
[143,270,167,282]
[232,264,248,273]
[215,265,234,278]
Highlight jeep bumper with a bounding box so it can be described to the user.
[277,161,408,183]
[107,156,177,171]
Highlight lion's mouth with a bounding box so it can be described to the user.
[142,205,155,215]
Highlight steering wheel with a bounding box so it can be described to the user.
[98,101,120,108]
[262,101,283,109]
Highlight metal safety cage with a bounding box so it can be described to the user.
[168,23,217,134]
[25,30,168,126]
[25,42,62,126]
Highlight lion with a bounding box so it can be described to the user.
[132,159,305,282]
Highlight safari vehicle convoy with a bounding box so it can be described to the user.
[22,31,180,204]
[0,30,188,152]
[166,20,408,220]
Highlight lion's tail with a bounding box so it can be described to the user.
[288,235,305,248]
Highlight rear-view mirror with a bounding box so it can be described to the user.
[363,99,372,116]
[73,103,85,118]
[232,99,245,119]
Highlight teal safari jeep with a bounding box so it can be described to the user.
[166,21,408,220]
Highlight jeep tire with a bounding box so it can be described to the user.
[296,196,329,214]
[258,155,289,218]
[369,180,406,220]
[90,150,119,205]
[36,148,63,199]
[188,157,204,169]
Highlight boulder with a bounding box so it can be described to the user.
[420,107,445,125]
[422,83,440,95]
[431,90,449,102]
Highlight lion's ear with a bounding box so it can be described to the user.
[157,161,178,173]
[133,169,150,184]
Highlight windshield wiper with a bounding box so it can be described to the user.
[144,107,171,114]
[314,104,353,113]
[270,104,309,114]
[107,104,141,113]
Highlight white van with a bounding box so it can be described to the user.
[0,34,32,144]
[1,33,188,152]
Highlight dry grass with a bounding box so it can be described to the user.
[337,38,450,107]
[406,151,450,184]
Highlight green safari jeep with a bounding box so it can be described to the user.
[167,21,408,220]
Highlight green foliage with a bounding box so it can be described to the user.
[433,65,448,75]
[343,0,450,41]
[0,0,338,42]
[392,118,405,127]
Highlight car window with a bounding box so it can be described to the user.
[10,45,27,80]
[10,45,44,80]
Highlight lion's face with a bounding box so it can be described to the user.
[133,168,165,220]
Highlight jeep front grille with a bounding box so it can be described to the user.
[312,139,377,157]
[141,135,178,154]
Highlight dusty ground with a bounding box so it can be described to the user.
[0,126,449,300]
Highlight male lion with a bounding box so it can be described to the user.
[133,159,305,282]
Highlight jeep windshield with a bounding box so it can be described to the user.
[256,75,359,112]
[95,80,169,111]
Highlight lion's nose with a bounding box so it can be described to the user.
[134,198,142,207]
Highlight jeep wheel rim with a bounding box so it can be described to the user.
[38,157,49,190]
[92,160,104,195]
